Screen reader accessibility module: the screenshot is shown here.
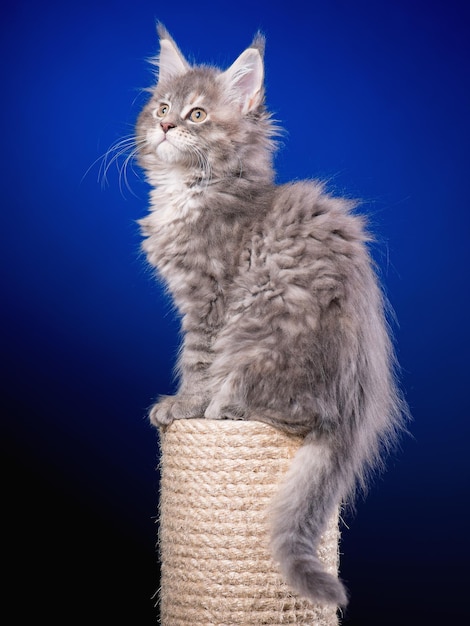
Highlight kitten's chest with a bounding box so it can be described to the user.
[150,182,205,228]
[142,196,237,320]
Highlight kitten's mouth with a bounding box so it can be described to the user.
[157,134,177,148]
[155,135,185,163]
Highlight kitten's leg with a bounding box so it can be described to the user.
[203,290,339,434]
[150,327,214,427]
[204,373,242,421]
[203,340,300,426]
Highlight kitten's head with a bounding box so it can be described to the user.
[136,24,277,184]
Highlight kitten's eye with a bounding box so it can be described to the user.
[155,103,170,118]
[188,108,207,123]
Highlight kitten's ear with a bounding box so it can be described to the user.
[155,23,190,83]
[220,35,265,114]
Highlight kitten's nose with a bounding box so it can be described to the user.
[161,122,176,133]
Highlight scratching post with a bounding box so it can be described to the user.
[157,419,340,625]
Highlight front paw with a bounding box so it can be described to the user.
[204,400,246,421]
[149,395,207,427]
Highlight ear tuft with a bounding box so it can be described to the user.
[154,23,190,83]
[220,45,265,114]
[156,22,171,41]
[250,31,266,58]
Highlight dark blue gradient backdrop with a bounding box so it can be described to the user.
[2,1,469,623]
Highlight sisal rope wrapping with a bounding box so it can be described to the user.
[157,419,340,625]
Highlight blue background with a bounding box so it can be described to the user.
[2,1,469,623]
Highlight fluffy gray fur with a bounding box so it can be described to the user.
[136,24,408,607]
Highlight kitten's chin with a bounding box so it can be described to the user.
[156,140,184,164]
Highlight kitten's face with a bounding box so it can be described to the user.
[137,69,238,172]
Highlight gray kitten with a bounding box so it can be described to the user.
[136,24,408,607]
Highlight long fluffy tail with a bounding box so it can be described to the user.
[270,436,349,607]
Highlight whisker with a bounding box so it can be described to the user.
[83,134,147,196]
[100,136,138,182]
[118,146,143,198]
[188,143,212,187]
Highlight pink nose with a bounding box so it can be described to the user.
[161,122,176,133]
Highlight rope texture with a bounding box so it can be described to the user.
[158,418,340,625]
